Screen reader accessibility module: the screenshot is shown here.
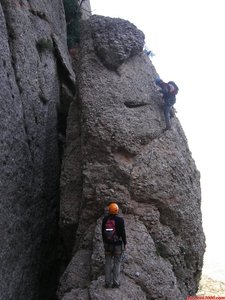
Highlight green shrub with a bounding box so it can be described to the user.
[63,0,82,48]
[36,38,54,51]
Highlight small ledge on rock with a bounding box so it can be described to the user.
[124,101,149,108]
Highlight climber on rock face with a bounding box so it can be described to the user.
[155,77,179,130]
[102,202,127,289]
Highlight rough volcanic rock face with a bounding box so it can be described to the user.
[58,15,205,300]
[0,0,74,299]
[91,16,145,70]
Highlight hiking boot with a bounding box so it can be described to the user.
[112,283,120,288]
[164,125,172,131]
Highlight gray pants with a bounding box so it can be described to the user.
[163,95,176,130]
[104,244,122,286]
[164,104,173,129]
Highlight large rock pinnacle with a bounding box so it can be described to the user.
[59,15,205,299]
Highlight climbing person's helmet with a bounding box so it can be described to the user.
[155,77,162,85]
[108,203,119,215]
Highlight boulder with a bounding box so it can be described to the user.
[59,15,205,299]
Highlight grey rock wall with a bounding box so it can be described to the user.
[58,15,205,300]
[0,0,74,299]
[80,0,91,20]
[0,3,205,298]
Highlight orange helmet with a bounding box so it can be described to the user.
[108,203,119,215]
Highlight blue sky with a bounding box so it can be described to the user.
[90,0,225,281]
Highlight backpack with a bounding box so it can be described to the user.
[104,217,118,242]
[168,81,179,96]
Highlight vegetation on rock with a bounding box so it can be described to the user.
[63,0,82,48]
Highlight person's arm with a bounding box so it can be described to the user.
[155,79,169,96]
[160,82,169,94]
[119,218,126,246]
[102,217,107,242]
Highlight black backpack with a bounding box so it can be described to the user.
[168,81,179,96]
[103,217,118,242]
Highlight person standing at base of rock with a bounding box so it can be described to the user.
[155,78,179,130]
[102,202,127,288]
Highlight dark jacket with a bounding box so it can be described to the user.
[156,80,176,106]
[102,215,127,246]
